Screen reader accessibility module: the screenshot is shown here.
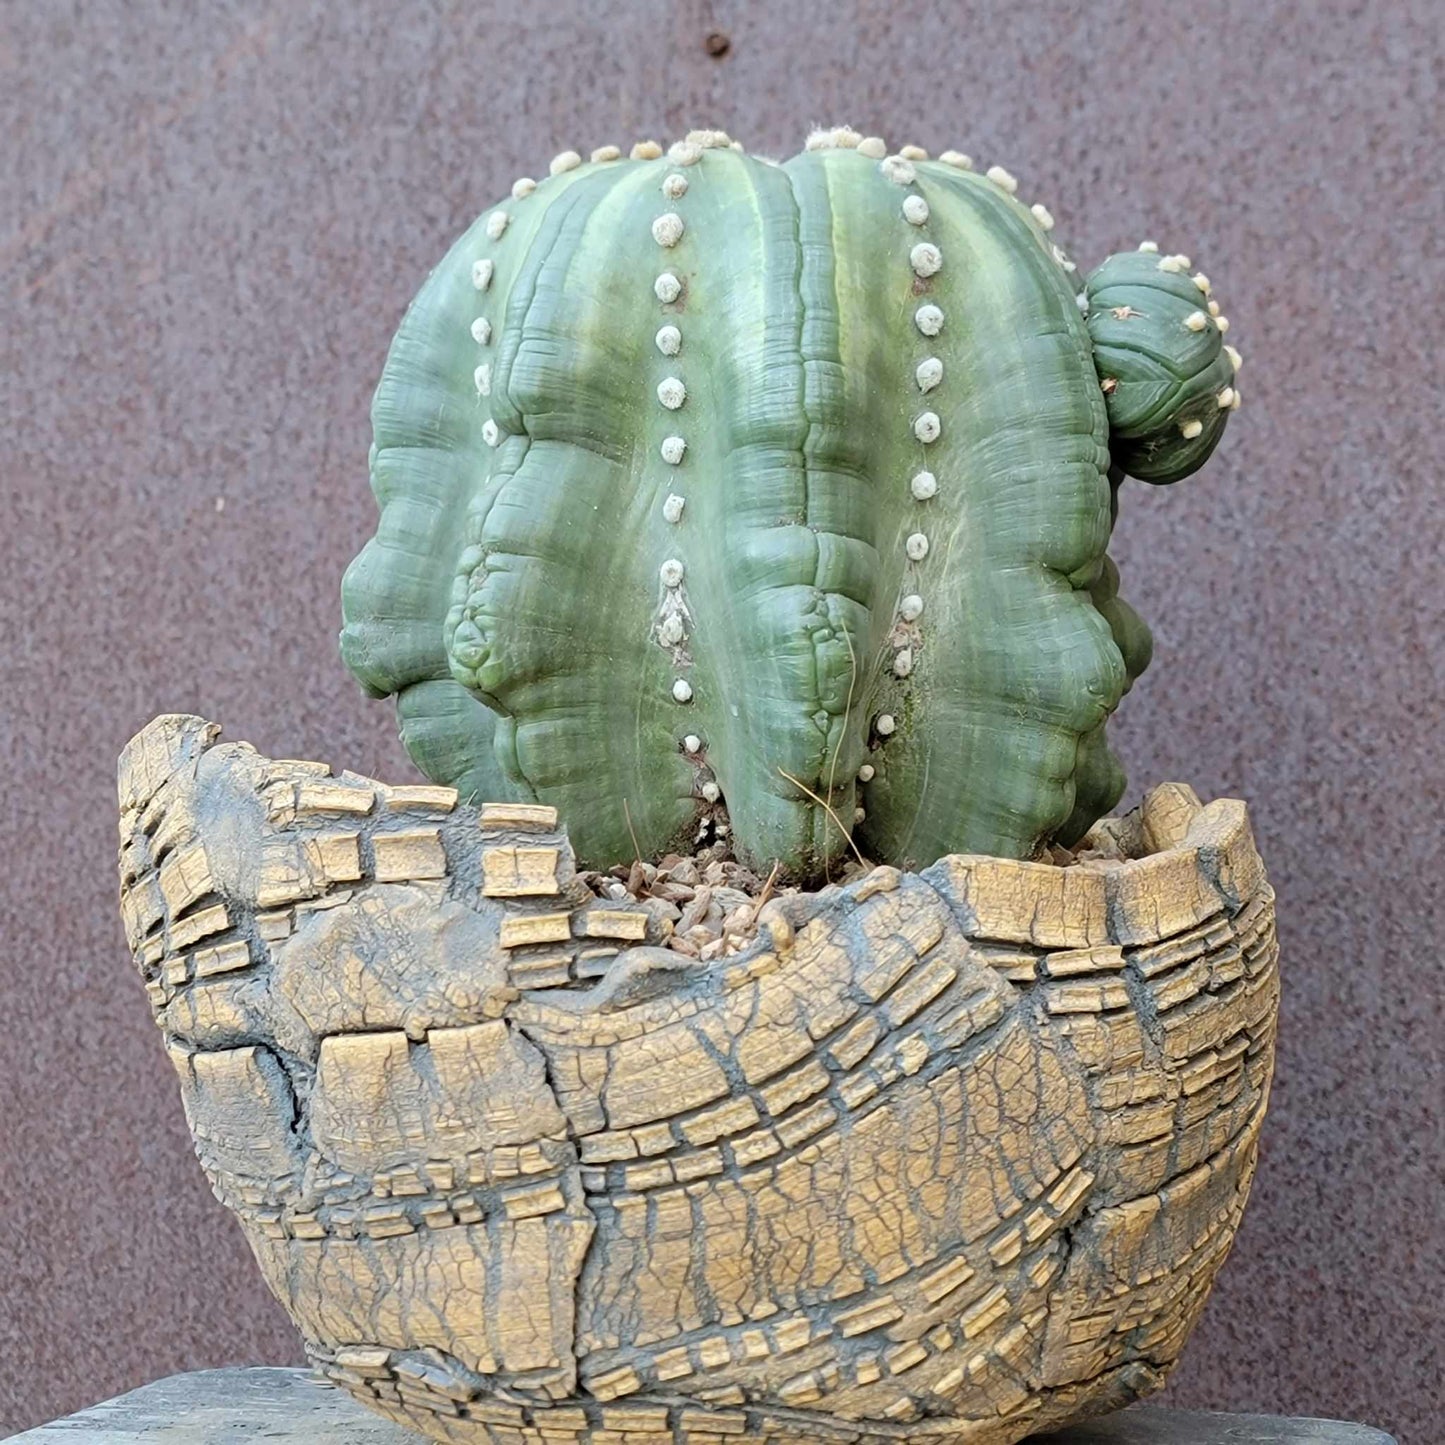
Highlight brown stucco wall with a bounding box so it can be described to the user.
[1,2,1439,1439]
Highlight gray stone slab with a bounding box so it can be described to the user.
[6,1368,1397,1444]
[1029,1404,1397,1444]
[6,1368,405,1442]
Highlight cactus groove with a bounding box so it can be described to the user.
[342,128,1241,883]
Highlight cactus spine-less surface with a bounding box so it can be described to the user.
[342,129,1241,882]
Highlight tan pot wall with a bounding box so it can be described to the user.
[115,718,1278,1445]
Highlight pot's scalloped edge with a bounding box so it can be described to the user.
[118,715,1278,1445]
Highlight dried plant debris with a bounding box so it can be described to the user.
[577,845,798,961]
[576,799,1164,962]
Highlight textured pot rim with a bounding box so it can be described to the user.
[118,713,1264,1033]
[504,790,1261,1040]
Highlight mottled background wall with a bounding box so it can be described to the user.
[1,1,1440,1440]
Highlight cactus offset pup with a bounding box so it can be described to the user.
[341,127,1242,885]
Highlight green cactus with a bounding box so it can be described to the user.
[341,128,1241,883]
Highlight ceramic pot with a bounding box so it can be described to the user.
[118,714,1277,1445]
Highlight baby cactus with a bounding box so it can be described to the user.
[342,128,1241,882]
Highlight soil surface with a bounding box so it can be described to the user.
[576,815,1139,960]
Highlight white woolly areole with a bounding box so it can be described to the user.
[660,435,687,465]
[652,212,685,247]
[662,493,686,523]
[1225,344,1243,372]
[905,532,930,560]
[661,172,689,198]
[655,324,682,356]
[857,136,887,158]
[899,593,924,622]
[985,164,1018,193]
[1231,388,1242,410]
[1216,315,1231,333]
[856,763,875,782]
[854,806,867,824]
[591,145,622,162]
[1052,245,1076,273]
[486,211,510,240]
[916,357,943,392]
[915,303,944,336]
[654,272,682,303]
[1209,299,1222,317]
[939,150,972,169]
[482,419,500,447]
[511,177,537,199]
[471,258,494,291]
[631,140,663,160]
[672,679,694,704]
[1030,203,1055,230]
[893,647,914,678]
[683,734,702,753]
[660,558,685,587]
[1192,272,1212,294]
[669,140,702,166]
[902,195,930,225]
[1184,310,1208,332]
[550,150,582,175]
[1158,254,1190,274]
[470,317,492,345]
[880,155,917,186]
[701,780,721,803]
[659,614,685,646]
[807,125,862,150]
[1180,419,1204,439]
[910,470,938,500]
[1138,240,1159,253]
[876,713,897,736]
[687,129,732,148]
[913,411,941,444]
[1217,387,1236,408]
[473,363,491,396]
[657,377,687,410]
[899,144,928,161]
[910,242,943,277]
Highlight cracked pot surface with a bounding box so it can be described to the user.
[118,714,1277,1445]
